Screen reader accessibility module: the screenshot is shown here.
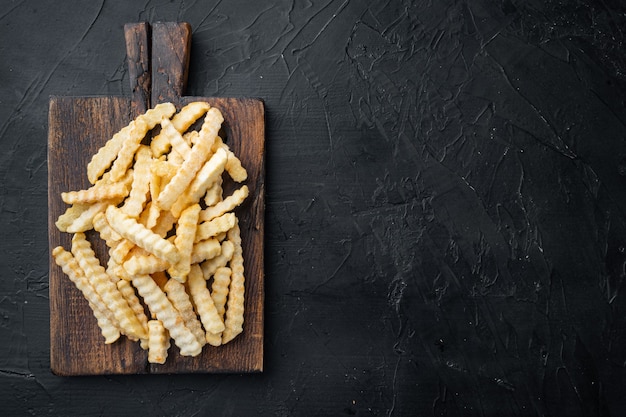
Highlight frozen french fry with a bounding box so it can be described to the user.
[187,264,224,345]
[147,319,170,364]
[131,274,202,357]
[70,233,146,341]
[105,205,180,265]
[221,222,245,344]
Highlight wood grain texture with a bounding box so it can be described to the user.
[124,22,151,116]
[48,22,264,376]
[151,22,191,106]
[48,97,147,376]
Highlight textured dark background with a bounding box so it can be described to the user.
[1,0,626,415]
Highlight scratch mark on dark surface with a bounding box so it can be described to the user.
[0,0,25,22]
[15,0,105,112]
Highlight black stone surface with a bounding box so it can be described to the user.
[1,0,626,415]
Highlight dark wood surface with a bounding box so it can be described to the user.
[48,22,264,376]
[124,22,151,116]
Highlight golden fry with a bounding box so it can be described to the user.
[200,185,248,222]
[212,136,247,182]
[204,175,223,207]
[164,279,206,347]
[222,222,245,344]
[187,264,224,344]
[121,145,152,218]
[171,101,211,133]
[195,212,236,242]
[132,274,202,357]
[92,213,122,247]
[210,266,231,322]
[160,117,191,160]
[168,204,201,283]
[105,205,180,265]
[170,148,228,217]
[200,240,235,279]
[191,238,221,264]
[117,279,150,349]
[52,246,121,344]
[147,320,170,364]
[71,233,147,341]
[61,182,129,205]
[156,108,223,211]
[88,102,175,183]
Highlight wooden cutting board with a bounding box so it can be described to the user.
[48,22,264,375]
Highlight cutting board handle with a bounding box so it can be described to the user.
[124,22,151,116]
[151,22,192,107]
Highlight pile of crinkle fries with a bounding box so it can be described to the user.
[52,102,248,364]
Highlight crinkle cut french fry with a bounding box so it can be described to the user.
[222,222,245,344]
[87,123,134,184]
[191,238,221,264]
[156,108,223,211]
[65,201,115,234]
[194,212,236,242]
[123,252,169,275]
[204,328,222,347]
[149,161,162,198]
[160,117,191,160]
[93,213,123,247]
[210,266,231,322]
[139,201,160,230]
[168,204,201,283]
[88,102,176,183]
[199,108,224,142]
[105,205,180,265]
[200,240,235,279]
[212,136,247,182]
[52,246,121,344]
[151,209,177,238]
[71,233,147,341]
[150,102,209,157]
[172,101,211,132]
[204,175,223,207]
[55,203,90,232]
[170,148,228,217]
[90,300,123,344]
[108,238,135,266]
[147,320,170,364]
[132,274,202,356]
[164,279,206,347]
[200,185,248,222]
[61,181,129,205]
[105,255,120,283]
[168,149,185,166]
[156,134,215,211]
[187,264,224,343]
[121,145,152,218]
[184,130,198,146]
[117,279,150,349]
[150,129,172,158]
[58,200,120,234]
[107,104,177,182]
[151,159,178,183]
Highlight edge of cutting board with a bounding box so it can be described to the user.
[48,95,265,375]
